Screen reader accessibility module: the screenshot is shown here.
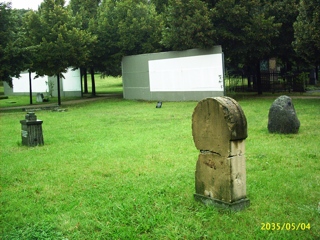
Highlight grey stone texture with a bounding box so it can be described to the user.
[268,95,300,134]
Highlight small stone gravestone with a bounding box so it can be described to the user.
[192,97,250,211]
[20,112,44,146]
[268,95,300,134]
[36,93,43,102]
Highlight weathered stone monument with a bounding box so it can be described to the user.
[268,95,300,134]
[20,112,44,146]
[36,93,44,102]
[192,97,250,210]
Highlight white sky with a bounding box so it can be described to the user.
[10,0,69,10]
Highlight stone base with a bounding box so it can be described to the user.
[194,194,250,211]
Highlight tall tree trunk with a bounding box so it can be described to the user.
[256,62,262,95]
[246,66,251,88]
[57,74,61,106]
[83,68,88,93]
[90,67,96,96]
[80,67,83,97]
[29,70,33,105]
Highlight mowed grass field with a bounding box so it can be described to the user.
[0,94,319,239]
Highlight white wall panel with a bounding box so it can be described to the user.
[11,68,80,92]
[62,69,81,91]
[12,73,48,93]
[148,54,224,92]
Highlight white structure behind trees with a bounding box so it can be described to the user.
[4,68,81,97]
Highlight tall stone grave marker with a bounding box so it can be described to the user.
[192,97,250,210]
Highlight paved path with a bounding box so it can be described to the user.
[0,93,123,112]
[1,92,319,112]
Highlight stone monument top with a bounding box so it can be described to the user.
[192,96,247,157]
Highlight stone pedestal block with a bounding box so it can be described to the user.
[192,97,249,210]
[195,143,246,202]
[20,112,44,147]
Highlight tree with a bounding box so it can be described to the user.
[69,0,101,95]
[293,0,320,81]
[0,2,25,87]
[23,0,95,105]
[211,0,281,94]
[11,8,34,104]
[263,0,300,72]
[90,0,163,76]
[150,0,169,13]
[161,0,216,51]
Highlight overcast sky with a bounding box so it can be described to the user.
[10,0,69,10]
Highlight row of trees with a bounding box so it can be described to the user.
[1,0,319,99]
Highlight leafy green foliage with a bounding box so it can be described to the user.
[69,0,101,30]
[90,0,163,75]
[212,0,280,67]
[0,3,26,86]
[23,0,95,77]
[263,0,300,69]
[1,0,319,84]
[293,0,320,66]
[162,0,216,50]
[150,0,169,13]
[69,0,100,70]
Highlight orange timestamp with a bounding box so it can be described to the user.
[261,222,311,231]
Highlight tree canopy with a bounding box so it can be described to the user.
[90,0,163,76]
[1,0,319,88]
[21,0,96,104]
[162,0,215,51]
[293,0,320,67]
[23,0,94,76]
[0,2,26,87]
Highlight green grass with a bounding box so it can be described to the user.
[0,95,83,108]
[86,75,123,94]
[1,97,319,239]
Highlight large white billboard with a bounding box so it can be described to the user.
[148,54,224,92]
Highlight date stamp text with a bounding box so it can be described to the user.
[261,223,311,231]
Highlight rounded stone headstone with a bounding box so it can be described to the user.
[192,97,247,156]
[268,95,300,134]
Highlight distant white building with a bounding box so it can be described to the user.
[122,46,225,101]
[4,68,81,97]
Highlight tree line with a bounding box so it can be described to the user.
[1,0,319,97]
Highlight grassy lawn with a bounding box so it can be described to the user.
[87,75,123,94]
[0,97,319,239]
[0,75,122,108]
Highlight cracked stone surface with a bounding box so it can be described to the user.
[192,96,247,157]
[195,151,247,202]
